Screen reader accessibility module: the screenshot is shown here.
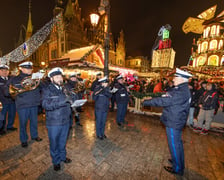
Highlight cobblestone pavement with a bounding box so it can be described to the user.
[0,105,224,180]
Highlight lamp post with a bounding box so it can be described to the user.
[90,0,110,77]
[90,12,100,43]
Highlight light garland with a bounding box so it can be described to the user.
[0,13,62,65]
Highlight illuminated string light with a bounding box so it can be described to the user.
[0,13,62,65]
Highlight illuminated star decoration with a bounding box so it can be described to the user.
[0,13,62,65]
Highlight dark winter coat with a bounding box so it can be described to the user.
[143,82,191,130]
[42,83,72,126]
[198,88,219,110]
[93,85,112,112]
[0,76,14,104]
[114,83,130,104]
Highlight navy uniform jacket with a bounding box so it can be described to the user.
[143,82,191,130]
[0,76,14,104]
[93,85,112,112]
[114,83,129,104]
[7,72,40,109]
[42,83,73,126]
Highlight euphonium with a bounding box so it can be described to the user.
[9,73,45,97]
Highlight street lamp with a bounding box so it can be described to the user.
[90,13,100,27]
[90,0,110,77]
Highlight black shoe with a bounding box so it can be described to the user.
[54,164,61,171]
[168,159,173,164]
[63,158,72,163]
[164,166,183,176]
[32,137,42,142]
[0,130,6,135]
[7,127,17,131]
[21,142,28,148]
[103,135,107,139]
[97,136,104,140]
[117,123,122,126]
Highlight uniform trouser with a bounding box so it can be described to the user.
[69,112,73,127]
[110,95,116,110]
[197,109,214,130]
[187,107,195,126]
[47,123,69,165]
[166,127,184,173]
[17,107,38,143]
[1,103,16,129]
[116,103,128,124]
[95,110,108,137]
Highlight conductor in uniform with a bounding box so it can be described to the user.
[8,61,42,147]
[42,67,75,171]
[93,76,111,140]
[143,68,192,176]
[0,65,16,135]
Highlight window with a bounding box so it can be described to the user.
[198,44,201,53]
[205,27,210,38]
[197,55,206,66]
[201,41,208,52]
[208,55,219,66]
[51,49,57,59]
[209,40,218,50]
[219,40,223,50]
[216,25,220,36]
[211,25,216,36]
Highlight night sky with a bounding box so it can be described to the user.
[0,0,223,66]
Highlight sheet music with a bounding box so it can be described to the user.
[31,72,45,79]
[71,99,87,107]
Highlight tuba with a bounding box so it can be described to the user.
[9,72,45,97]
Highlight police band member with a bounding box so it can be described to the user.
[76,72,85,112]
[143,68,192,176]
[64,73,82,127]
[91,72,102,91]
[8,62,42,147]
[114,75,130,127]
[93,76,112,140]
[0,65,16,135]
[42,67,75,171]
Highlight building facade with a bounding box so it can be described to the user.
[125,56,150,73]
